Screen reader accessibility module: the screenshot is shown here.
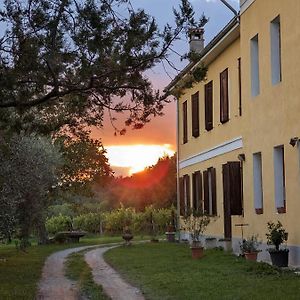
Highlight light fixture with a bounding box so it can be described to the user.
[238,153,246,162]
[289,137,299,147]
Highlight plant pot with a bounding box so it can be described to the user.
[191,246,204,259]
[122,233,133,246]
[205,238,217,249]
[165,232,176,242]
[244,252,258,261]
[269,250,289,267]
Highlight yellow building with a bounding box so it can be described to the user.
[166,0,300,266]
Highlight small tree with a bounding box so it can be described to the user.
[266,221,288,251]
[181,210,210,247]
[0,133,61,247]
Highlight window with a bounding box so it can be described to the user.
[253,152,263,214]
[271,15,282,85]
[205,81,213,131]
[183,101,188,144]
[191,92,200,138]
[251,34,260,97]
[192,171,202,212]
[203,167,217,215]
[179,175,190,216]
[274,145,286,213]
[220,69,229,123]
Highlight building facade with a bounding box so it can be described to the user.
[166,0,300,266]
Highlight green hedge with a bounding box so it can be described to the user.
[45,206,175,235]
[45,214,72,234]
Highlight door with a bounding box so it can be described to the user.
[222,162,243,239]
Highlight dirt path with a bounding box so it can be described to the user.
[85,247,145,300]
[37,245,95,300]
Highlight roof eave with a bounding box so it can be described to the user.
[164,16,240,94]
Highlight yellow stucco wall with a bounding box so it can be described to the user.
[178,37,241,162]
[178,0,300,246]
[240,0,300,245]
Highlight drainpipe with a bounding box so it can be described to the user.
[176,96,180,236]
[219,0,239,17]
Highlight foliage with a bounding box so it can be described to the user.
[73,213,103,234]
[57,135,113,192]
[0,0,207,135]
[101,155,177,210]
[65,251,109,299]
[171,63,208,98]
[105,243,300,300]
[266,221,288,251]
[103,207,136,234]
[0,133,61,245]
[181,210,210,246]
[47,203,75,218]
[142,206,172,238]
[240,235,261,253]
[46,214,73,235]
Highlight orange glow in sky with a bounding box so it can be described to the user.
[105,144,175,175]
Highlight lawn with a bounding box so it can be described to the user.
[65,251,109,300]
[105,242,300,300]
[0,235,122,299]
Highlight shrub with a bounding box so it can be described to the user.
[73,213,103,233]
[46,214,72,235]
[103,207,136,234]
[266,221,288,251]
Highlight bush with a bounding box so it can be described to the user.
[46,214,72,235]
[73,213,103,234]
[103,206,136,234]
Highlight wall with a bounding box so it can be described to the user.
[177,0,300,265]
[240,0,300,247]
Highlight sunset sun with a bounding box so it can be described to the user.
[105,144,175,176]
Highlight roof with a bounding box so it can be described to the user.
[164,16,240,93]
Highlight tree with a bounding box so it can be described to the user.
[0,0,207,135]
[0,133,61,246]
[101,155,177,210]
[57,134,113,193]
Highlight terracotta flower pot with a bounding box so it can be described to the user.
[191,246,204,259]
[244,252,258,261]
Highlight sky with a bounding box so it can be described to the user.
[92,0,240,175]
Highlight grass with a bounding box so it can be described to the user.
[65,250,109,300]
[0,235,123,299]
[104,242,300,300]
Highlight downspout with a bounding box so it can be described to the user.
[176,96,180,235]
[219,0,239,17]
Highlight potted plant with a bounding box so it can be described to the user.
[240,235,261,261]
[181,210,210,259]
[266,221,289,267]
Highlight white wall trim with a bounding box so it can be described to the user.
[240,0,256,14]
[179,137,243,170]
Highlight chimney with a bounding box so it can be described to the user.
[189,28,205,54]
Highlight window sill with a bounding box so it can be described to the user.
[255,208,263,214]
[276,207,286,214]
